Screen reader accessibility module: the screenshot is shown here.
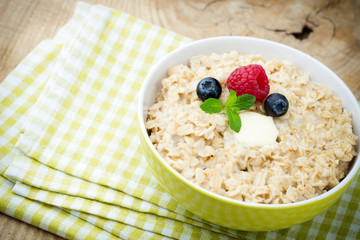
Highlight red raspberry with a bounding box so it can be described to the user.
[227,64,270,102]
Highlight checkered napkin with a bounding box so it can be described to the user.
[1,2,359,239]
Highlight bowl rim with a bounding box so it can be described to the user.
[137,36,360,209]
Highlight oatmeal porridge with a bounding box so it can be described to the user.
[145,51,358,204]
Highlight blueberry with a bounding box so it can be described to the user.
[264,93,289,117]
[196,77,222,101]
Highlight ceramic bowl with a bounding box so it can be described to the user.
[137,36,360,231]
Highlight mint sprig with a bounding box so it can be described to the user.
[200,90,256,133]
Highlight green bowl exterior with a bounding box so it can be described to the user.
[138,123,354,231]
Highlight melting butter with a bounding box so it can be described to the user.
[236,111,279,147]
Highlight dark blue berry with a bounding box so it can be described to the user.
[264,93,289,117]
[196,77,222,101]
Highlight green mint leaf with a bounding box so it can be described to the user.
[226,92,254,132]
[225,90,238,107]
[200,98,223,113]
[199,89,255,133]
[232,94,256,111]
[226,107,242,133]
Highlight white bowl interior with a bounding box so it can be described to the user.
[138,36,360,206]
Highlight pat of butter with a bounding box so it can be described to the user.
[236,111,279,147]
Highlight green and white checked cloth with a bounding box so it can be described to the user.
[0,2,359,239]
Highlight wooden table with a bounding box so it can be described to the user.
[1,0,359,239]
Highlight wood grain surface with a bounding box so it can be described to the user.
[1,0,359,239]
